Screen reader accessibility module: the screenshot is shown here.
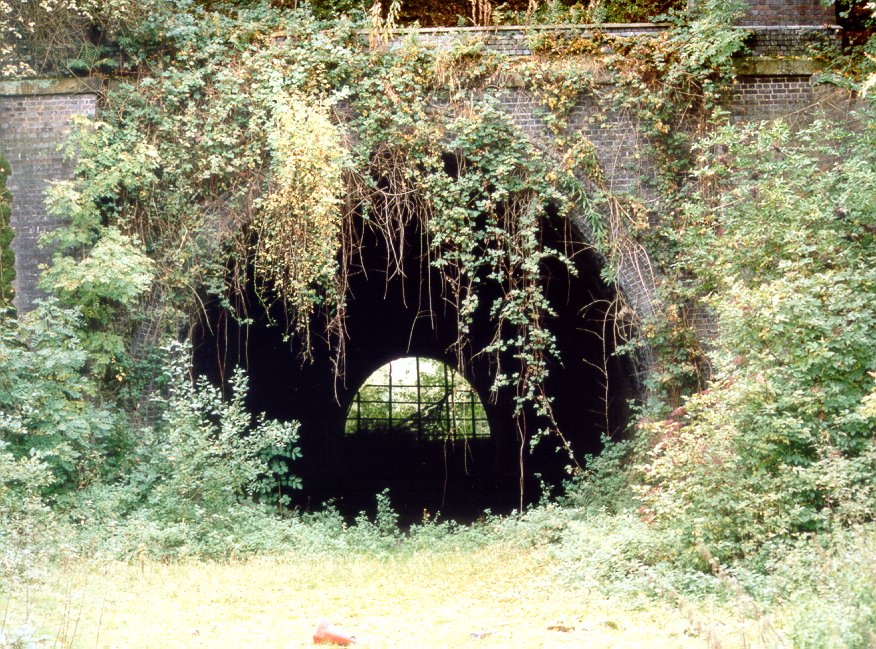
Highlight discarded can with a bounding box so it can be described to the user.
[313,619,357,646]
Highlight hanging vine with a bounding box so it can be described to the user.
[42,0,747,504]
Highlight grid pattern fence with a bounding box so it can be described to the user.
[345,357,490,441]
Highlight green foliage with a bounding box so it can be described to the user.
[0,308,303,560]
[635,296,708,408]
[525,2,747,407]
[0,0,153,76]
[0,154,14,308]
[14,0,874,588]
[52,1,644,467]
[0,438,57,580]
[123,342,300,533]
[861,374,876,419]
[253,94,347,332]
[38,223,155,390]
[42,227,154,313]
[539,0,681,24]
[603,0,748,192]
[0,301,128,493]
[639,116,876,561]
[46,4,361,330]
[24,0,758,562]
[760,525,876,648]
[561,434,638,514]
[0,302,122,579]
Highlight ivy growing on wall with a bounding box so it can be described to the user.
[638,116,876,562]
[36,1,750,500]
[4,0,875,570]
[0,153,14,309]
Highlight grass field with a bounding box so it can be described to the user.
[2,541,785,649]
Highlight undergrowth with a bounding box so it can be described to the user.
[0,4,874,647]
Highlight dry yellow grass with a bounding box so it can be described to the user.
[2,544,773,648]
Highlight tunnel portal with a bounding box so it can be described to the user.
[194,207,636,523]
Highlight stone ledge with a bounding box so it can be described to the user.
[734,57,824,76]
[0,77,101,97]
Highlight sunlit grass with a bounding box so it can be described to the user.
[3,542,780,648]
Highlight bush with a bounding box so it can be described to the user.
[0,301,129,495]
[1,0,153,76]
[0,440,59,581]
[561,434,639,515]
[102,342,302,558]
[638,115,876,562]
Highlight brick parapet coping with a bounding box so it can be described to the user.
[367,23,841,60]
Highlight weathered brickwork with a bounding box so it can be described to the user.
[387,23,665,56]
[0,81,97,312]
[730,74,817,120]
[494,89,648,195]
[740,0,835,26]
[386,24,839,60]
[0,20,842,348]
[494,87,659,324]
[743,25,840,57]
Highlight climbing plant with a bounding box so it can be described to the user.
[0,153,14,308]
[6,0,875,575]
[36,1,751,506]
[252,94,347,337]
[638,115,876,562]
[0,0,146,76]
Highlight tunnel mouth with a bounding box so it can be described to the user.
[193,202,639,524]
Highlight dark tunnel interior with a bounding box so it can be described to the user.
[193,201,638,524]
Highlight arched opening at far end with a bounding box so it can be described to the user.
[345,357,489,440]
[340,356,493,519]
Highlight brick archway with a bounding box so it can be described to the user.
[194,203,640,521]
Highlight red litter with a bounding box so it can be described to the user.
[313,619,357,646]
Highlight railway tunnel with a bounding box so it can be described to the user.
[193,202,638,524]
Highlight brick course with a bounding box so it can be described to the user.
[0,88,97,312]
[739,0,835,26]
[743,25,840,57]
[730,74,816,120]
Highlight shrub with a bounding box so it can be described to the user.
[109,342,301,558]
[561,434,639,515]
[639,115,876,562]
[0,301,129,494]
[1,0,153,76]
[0,439,59,581]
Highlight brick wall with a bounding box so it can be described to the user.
[740,0,835,26]
[0,22,839,341]
[743,25,840,56]
[383,23,665,56]
[382,24,839,59]
[489,86,660,325]
[0,79,98,312]
[730,74,816,120]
